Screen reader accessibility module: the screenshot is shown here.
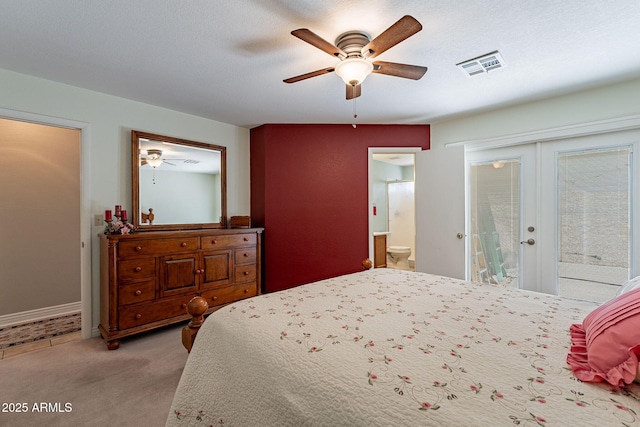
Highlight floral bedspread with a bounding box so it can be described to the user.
[167,269,640,426]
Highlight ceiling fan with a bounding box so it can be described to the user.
[141,149,182,168]
[284,15,428,100]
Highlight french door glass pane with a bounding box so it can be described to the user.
[557,148,631,302]
[469,160,520,288]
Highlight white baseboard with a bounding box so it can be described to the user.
[0,301,81,328]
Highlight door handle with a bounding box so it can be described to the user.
[520,238,535,245]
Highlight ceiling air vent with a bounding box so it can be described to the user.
[456,51,505,76]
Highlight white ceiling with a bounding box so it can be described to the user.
[2,1,640,129]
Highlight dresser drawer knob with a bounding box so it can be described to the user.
[243,289,249,294]
[135,266,142,272]
[211,296,217,301]
[243,253,249,257]
[181,242,187,247]
[135,314,142,320]
[135,246,142,251]
[211,239,218,244]
[243,271,249,276]
[135,290,142,296]
[243,237,249,241]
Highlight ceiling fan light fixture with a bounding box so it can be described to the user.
[146,149,163,168]
[147,158,163,168]
[335,57,373,86]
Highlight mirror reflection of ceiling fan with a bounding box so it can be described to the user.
[284,15,428,99]
[140,149,189,168]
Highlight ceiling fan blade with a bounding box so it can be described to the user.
[291,29,347,59]
[346,84,362,100]
[372,61,428,80]
[361,15,422,59]
[283,67,335,84]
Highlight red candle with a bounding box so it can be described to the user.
[115,205,122,216]
[105,209,113,222]
[121,210,127,221]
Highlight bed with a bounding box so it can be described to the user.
[167,266,640,426]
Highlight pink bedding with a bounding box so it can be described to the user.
[568,287,640,386]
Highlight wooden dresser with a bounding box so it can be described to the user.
[99,228,263,349]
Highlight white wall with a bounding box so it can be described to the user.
[430,77,640,148]
[139,170,221,224]
[371,160,403,232]
[0,68,250,335]
[421,76,640,285]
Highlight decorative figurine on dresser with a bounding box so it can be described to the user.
[98,130,263,349]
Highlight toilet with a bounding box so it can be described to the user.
[386,246,412,270]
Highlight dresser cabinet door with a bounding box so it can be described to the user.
[200,250,232,290]
[160,254,198,297]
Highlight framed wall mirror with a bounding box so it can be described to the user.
[131,130,227,231]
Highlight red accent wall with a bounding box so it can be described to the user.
[251,124,430,293]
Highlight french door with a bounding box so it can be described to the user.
[467,144,536,290]
[466,130,640,302]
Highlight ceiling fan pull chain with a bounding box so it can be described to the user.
[352,85,358,128]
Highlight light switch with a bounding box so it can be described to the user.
[94,214,103,226]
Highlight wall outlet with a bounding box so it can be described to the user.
[94,214,103,226]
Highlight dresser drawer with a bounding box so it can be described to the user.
[119,280,155,305]
[118,258,156,281]
[235,264,256,284]
[235,247,256,265]
[201,233,256,250]
[119,237,199,257]
[119,295,192,330]
[201,283,257,308]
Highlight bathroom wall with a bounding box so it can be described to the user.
[371,159,404,232]
[401,165,414,180]
[387,180,416,260]
[371,159,416,261]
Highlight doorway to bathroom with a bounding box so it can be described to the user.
[386,180,415,270]
[369,149,419,271]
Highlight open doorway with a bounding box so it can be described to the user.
[0,113,91,350]
[368,148,419,270]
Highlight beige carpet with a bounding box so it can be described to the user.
[0,324,188,427]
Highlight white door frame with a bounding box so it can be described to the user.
[0,108,92,339]
[539,130,640,295]
[466,144,538,290]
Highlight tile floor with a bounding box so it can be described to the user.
[0,330,82,360]
[0,312,82,359]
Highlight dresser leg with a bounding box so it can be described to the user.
[106,340,120,350]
